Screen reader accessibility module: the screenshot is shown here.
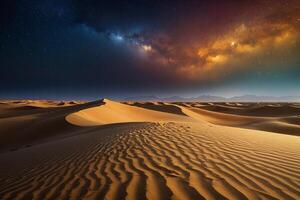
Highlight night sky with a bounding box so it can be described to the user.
[1,0,300,99]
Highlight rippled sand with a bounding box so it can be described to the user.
[0,99,299,200]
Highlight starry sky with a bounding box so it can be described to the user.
[1,0,300,99]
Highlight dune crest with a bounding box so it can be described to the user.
[66,99,194,126]
[1,99,300,200]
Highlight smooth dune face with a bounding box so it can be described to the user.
[0,99,300,200]
[0,100,101,152]
[66,99,194,126]
[167,102,300,136]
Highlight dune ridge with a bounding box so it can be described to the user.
[178,103,300,136]
[66,99,194,126]
[123,101,300,136]
[0,100,102,152]
[0,99,300,200]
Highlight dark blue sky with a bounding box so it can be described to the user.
[1,0,300,99]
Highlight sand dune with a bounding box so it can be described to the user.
[0,99,300,200]
[124,102,186,116]
[186,102,300,117]
[0,100,101,152]
[181,104,300,136]
[129,102,300,136]
[66,99,193,126]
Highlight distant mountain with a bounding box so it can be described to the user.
[162,95,227,102]
[161,96,191,102]
[229,95,300,102]
[195,95,227,102]
[119,95,226,102]
[122,95,159,101]
[120,95,300,102]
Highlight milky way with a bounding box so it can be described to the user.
[1,0,300,99]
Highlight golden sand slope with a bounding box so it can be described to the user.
[0,122,299,200]
[123,102,186,115]
[66,99,194,126]
[179,104,300,136]
[128,102,300,136]
[0,100,101,152]
[0,99,300,200]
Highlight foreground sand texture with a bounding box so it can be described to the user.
[0,99,300,199]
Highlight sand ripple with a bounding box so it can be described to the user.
[0,122,299,200]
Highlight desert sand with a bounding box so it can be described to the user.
[0,99,299,200]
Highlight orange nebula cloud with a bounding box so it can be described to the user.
[175,17,299,80]
[134,2,300,83]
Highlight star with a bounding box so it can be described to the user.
[141,45,152,51]
[109,33,124,42]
